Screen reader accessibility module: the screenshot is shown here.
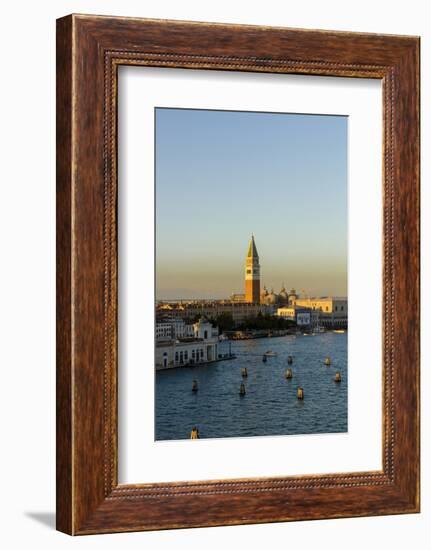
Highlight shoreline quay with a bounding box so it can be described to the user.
[156,353,237,372]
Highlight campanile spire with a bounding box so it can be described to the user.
[245,235,261,303]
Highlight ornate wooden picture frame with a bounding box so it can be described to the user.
[56,14,420,534]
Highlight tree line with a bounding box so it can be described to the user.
[209,312,295,333]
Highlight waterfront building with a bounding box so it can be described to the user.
[156,300,273,325]
[276,306,298,321]
[230,293,246,302]
[277,297,348,329]
[155,317,194,341]
[291,296,347,314]
[155,322,172,341]
[245,234,260,303]
[293,297,347,328]
[155,318,220,370]
[276,306,319,328]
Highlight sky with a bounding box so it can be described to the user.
[155,108,347,300]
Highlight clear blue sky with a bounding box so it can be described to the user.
[155,108,347,300]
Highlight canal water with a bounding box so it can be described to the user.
[155,332,347,440]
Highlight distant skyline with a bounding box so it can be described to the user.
[155,107,347,300]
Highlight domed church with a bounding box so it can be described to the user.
[260,284,294,306]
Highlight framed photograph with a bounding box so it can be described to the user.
[56,14,420,534]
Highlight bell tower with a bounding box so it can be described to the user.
[245,235,261,303]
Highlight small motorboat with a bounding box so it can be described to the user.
[264,351,278,357]
[333,329,345,334]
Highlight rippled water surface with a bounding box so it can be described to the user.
[155,332,347,440]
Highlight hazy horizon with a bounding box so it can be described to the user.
[155,108,348,300]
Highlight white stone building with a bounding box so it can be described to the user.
[155,318,194,342]
[155,318,220,370]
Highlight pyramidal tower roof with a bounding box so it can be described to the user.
[247,234,259,258]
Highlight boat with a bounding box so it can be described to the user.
[333,329,345,334]
[264,351,278,357]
